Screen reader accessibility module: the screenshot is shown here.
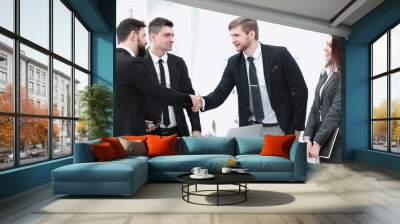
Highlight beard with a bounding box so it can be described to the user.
[137,44,146,57]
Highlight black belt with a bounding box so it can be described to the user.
[249,121,279,127]
[152,126,178,136]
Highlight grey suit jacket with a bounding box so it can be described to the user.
[304,70,341,146]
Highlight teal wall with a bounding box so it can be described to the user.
[345,0,400,170]
[0,0,115,200]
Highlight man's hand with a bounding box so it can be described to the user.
[145,120,157,132]
[309,143,321,158]
[191,130,202,137]
[190,95,202,112]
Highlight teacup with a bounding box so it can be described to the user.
[191,167,202,176]
[221,167,232,173]
[199,168,208,176]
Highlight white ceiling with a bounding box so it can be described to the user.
[167,0,384,37]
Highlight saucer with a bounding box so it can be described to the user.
[190,174,215,179]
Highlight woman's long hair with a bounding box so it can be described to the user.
[328,35,342,72]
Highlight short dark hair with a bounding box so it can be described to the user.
[116,18,146,43]
[148,17,174,34]
[228,17,259,40]
[331,35,343,71]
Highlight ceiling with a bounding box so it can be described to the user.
[167,0,384,37]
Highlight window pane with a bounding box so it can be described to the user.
[20,44,49,115]
[391,120,400,153]
[372,121,388,151]
[53,0,72,60]
[75,120,88,143]
[53,119,72,158]
[0,35,14,112]
[0,116,14,170]
[20,117,49,165]
[0,0,14,31]
[74,69,89,118]
[391,24,400,70]
[391,72,400,118]
[372,77,387,119]
[20,0,49,49]
[53,59,72,117]
[372,33,387,76]
[75,18,89,70]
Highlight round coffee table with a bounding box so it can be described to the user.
[177,172,255,206]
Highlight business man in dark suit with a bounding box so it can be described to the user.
[114,18,202,136]
[143,17,201,137]
[304,35,342,163]
[201,17,308,138]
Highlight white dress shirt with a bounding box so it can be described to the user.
[319,66,335,97]
[117,44,135,57]
[243,42,278,124]
[149,50,177,128]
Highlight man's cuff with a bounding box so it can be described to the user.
[200,97,205,111]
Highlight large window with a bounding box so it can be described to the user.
[0,0,91,171]
[370,23,400,153]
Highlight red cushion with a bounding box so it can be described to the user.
[91,142,117,161]
[259,134,296,159]
[101,137,126,158]
[146,134,177,157]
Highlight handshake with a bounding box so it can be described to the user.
[190,95,203,112]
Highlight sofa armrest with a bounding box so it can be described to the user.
[289,141,307,182]
[73,140,100,163]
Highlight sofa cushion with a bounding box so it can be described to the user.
[260,134,296,159]
[101,137,127,158]
[236,155,293,172]
[148,154,235,172]
[147,134,178,157]
[236,137,263,155]
[118,138,147,156]
[91,142,118,161]
[52,159,147,183]
[178,137,235,155]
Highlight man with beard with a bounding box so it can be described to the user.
[200,17,308,138]
[115,18,201,136]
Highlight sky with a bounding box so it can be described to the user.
[0,0,89,73]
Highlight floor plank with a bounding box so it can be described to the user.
[1,161,400,224]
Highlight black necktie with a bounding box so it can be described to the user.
[247,57,264,122]
[158,59,170,127]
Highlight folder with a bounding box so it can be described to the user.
[319,127,340,159]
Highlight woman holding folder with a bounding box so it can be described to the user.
[303,35,342,163]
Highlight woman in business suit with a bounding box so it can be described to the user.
[303,35,342,163]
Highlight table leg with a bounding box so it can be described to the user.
[217,184,219,206]
[245,183,247,201]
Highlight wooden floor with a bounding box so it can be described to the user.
[1,162,400,224]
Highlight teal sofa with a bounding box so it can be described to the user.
[52,137,306,196]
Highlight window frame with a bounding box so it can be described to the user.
[0,0,92,171]
[370,20,400,154]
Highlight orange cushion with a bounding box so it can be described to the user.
[91,142,117,161]
[259,134,296,159]
[146,134,177,157]
[124,135,148,143]
[101,137,127,158]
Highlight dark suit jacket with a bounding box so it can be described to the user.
[143,51,201,136]
[114,48,192,136]
[203,43,308,134]
[304,70,341,146]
